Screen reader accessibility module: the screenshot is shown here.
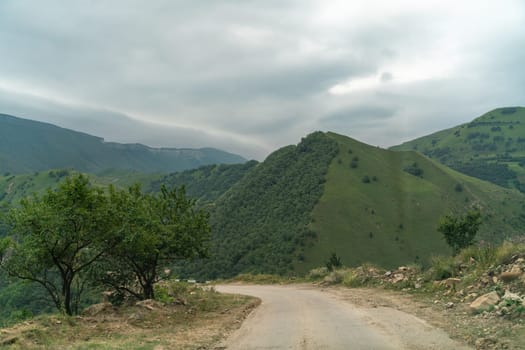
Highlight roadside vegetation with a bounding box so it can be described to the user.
[0,280,258,350]
[307,240,525,349]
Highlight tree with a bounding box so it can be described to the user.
[0,175,115,315]
[94,185,210,300]
[437,210,482,254]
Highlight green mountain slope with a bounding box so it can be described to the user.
[391,107,525,191]
[184,132,339,278]
[148,161,259,203]
[301,132,525,272]
[0,113,246,174]
[183,132,525,279]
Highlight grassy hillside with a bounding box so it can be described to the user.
[0,113,246,175]
[300,132,525,272]
[180,132,525,279]
[391,107,525,191]
[183,132,339,279]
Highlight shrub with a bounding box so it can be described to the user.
[458,244,496,268]
[308,267,329,279]
[495,241,525,265]
[323,270,345,284]
[362,175,371,183]
[326,252,343,271]
[403,162,423,177]
[342,270,362,287]
[428,255,458,280]
[437,210,482,254]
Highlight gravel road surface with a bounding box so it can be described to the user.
[216,284,472,350]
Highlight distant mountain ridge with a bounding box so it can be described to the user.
[0,113,246,174]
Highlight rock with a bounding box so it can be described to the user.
[82,302,114,316]
[500,271,522,282]
[384,271,392,277]
[502,290,522,302]
[443,277,461,290]
[398,266,408,271]
[470,291,500,313]
[515,257,524,264]
[492,276,498,284]
[414,282,422,289]
[392,273,405,283]
[446,302,455,309]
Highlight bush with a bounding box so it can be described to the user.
[495,241,525,265]
[326,252,343,271]
[428,255,458,280]
[323,270,345,284]
[457,243,499,269]
[437,210,482,254]
[403,162,423,177]
[308,267,329,279]
[362,175,371,183]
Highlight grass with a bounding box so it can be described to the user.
[298,132,525,273]
[0,281,258,350]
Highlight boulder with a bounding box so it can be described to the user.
[469,291,500,313]
[500,271,522,282]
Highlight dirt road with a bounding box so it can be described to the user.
[216,284,472,350]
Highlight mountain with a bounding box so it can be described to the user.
[182,132,525,279]
[391,107,525,191]
[0,113,246,175]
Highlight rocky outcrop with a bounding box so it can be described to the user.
[469,292,500,313]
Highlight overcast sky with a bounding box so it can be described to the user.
[1,0,524,159]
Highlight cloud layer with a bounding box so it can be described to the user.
[1,0,524,159]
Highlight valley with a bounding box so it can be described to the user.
[1,110,525,349]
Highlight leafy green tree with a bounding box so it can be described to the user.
[437,210,482,254]
[0,175,115,315]
[94,185,211,300]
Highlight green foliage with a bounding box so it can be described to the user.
[403,162,424,177]
[149,161,258,203]
[438,210,482,254]
[0,175,210,319]
[326,252,342,271]
[0,175,114,315]
[428,255,458,280]
[90,184,211,300]
[182,132,339,279]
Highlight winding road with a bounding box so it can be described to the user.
[216,284,472,350]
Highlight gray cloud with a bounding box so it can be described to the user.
[0,0,524,159]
